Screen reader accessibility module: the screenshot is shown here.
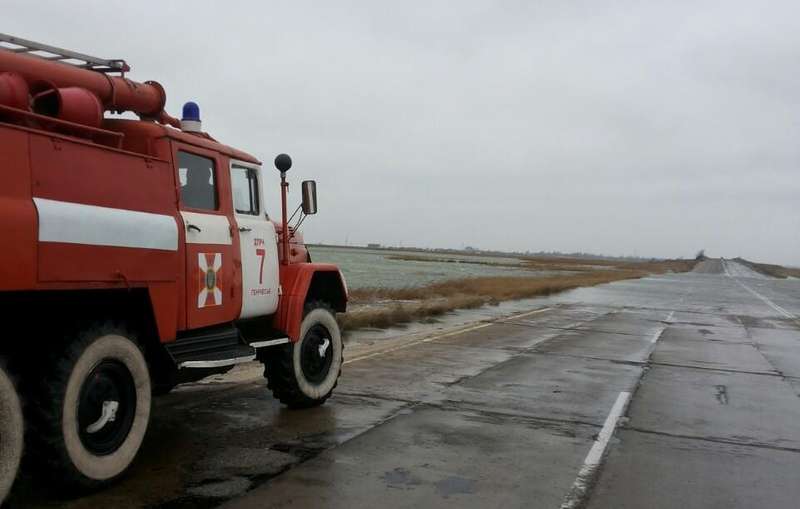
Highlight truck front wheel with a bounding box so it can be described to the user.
[30,325,151,490]
[265,302,343,408]
[0,363,23,503]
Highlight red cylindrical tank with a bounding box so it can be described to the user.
[0,49,166,116]
[32,87,103,128]
[0,72,29,110]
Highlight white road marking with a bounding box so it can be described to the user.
[722,258,768,280]
[649,329,664,343]
[344,323,493,365]
[560,391,632,509]
[723,260,797,320]
[722,259,732,277]
[648,312,673,343]
[732,278,796,320]
[502,307,554,321]
[344,307,553,365]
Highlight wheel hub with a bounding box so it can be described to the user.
[77,360,136,456]
[300,325,334,384]
[85,400,119,434]
[318,338,331,358]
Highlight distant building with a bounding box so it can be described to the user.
[367,243,381,249]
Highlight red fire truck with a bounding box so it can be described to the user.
[0,34,347,497]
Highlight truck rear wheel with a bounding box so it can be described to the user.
[0,363,23,503]
[30,325,151,490]
[265,302,343,408]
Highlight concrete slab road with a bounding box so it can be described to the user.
[7,260,800,508]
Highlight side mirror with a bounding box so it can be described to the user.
[301,180,318,215]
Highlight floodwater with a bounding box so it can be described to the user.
[308,245,538,289]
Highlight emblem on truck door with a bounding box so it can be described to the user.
[198,253,223,308]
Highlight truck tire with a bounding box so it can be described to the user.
[30,325,151,490]
[265,302,343,408]
[0,363,23,503]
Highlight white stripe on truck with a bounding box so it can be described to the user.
[34,198,178,251]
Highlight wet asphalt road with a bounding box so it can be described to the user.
[7,260,800,508]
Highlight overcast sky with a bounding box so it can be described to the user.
[7,1,800,264]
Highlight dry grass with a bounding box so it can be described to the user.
[341,259,696,330]
[340,296,488,330]
[733,258,800,279]
[521,257,698,273]
[522,256,622,267]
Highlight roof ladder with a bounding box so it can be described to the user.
[0,33,129,74]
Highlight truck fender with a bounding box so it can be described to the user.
[273,263,347,341]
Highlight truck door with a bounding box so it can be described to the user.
[230,161,280,318]
[177,148,238,329]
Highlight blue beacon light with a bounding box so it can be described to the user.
[180,101,202,132]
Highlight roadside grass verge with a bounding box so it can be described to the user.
[341,259,696,331]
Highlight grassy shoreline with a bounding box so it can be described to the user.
[340,259,696,331]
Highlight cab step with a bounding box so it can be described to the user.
[166,326,256,369]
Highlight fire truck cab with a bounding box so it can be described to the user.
[0,34,347,497]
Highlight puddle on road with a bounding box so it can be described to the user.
[382,467,423,488]
[434,476,478,498]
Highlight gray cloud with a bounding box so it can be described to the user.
[7,0,799,264]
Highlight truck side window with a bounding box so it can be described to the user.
[178,151,218,211]
[231,165,260,215]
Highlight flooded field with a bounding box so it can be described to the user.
[308,245,538,289]
[307,245,697,332]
